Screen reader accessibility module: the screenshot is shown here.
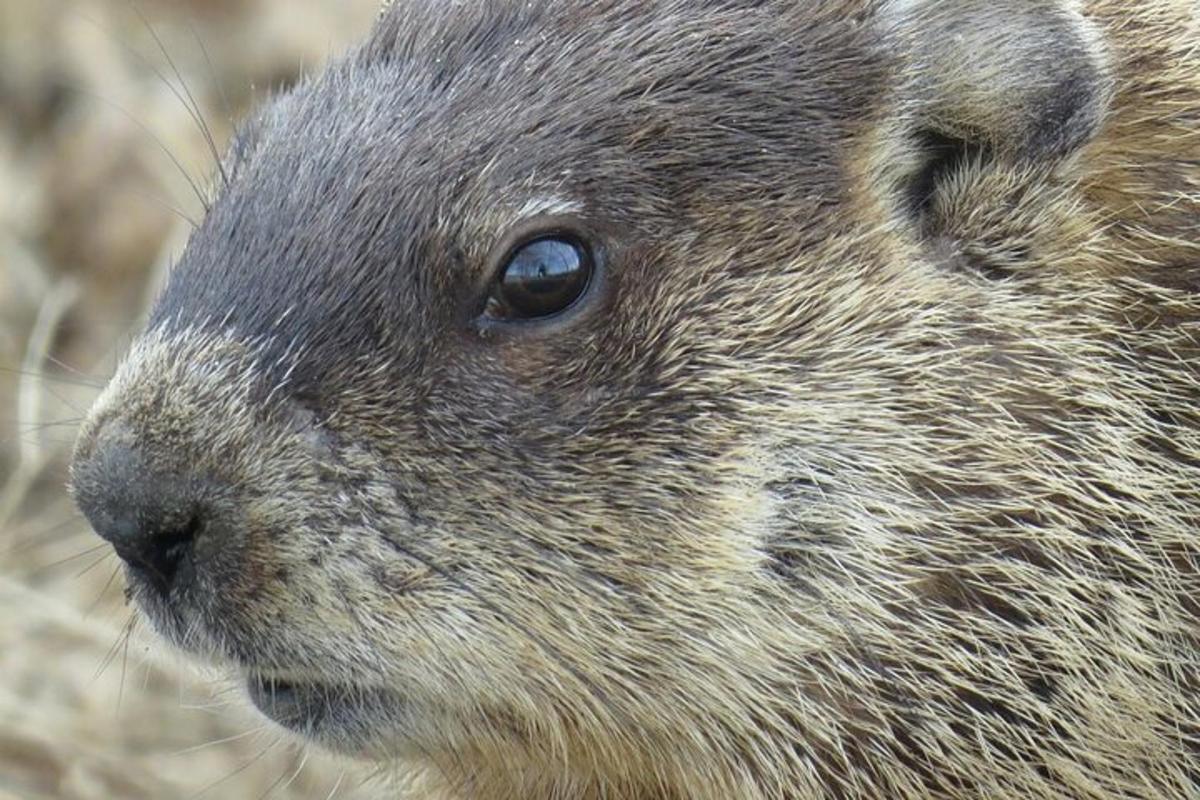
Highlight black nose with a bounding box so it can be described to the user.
[72,426,206,595]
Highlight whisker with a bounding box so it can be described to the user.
[69,5,224,199]
[169,725,264,757]
[1,510,86,555]
[6,418,85,432]
[258,747,309,800]
[0,367,103,389]
[93,613,137,683]
[187,17,235,131]
[117,607,134,710]
[44,354,102,382]
[128,1,230,187]
[177,694,236,713]
[187,740,279,800]
[127,184,201,229]
[22,541,110,576]
[74,549,115,579]
[54,81,211,213]
[0,433,81,450]
[86,561,125,616]
[143,652,156,692]
[33,377,91,418]
[322,770,347,800]
[177,677,243,713]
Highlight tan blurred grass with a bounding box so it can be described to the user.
[0,1,393,796]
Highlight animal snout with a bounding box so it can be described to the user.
[72,421,214,596]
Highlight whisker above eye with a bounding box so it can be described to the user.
[51,81,213,213]
[71,4,229,189]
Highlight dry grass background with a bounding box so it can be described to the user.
[0,1,396,797]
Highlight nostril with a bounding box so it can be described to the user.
[99,507,202,596]
[72,428,212,596]
[125,513,202,595]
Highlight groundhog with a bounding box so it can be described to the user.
[70,0,1200,797]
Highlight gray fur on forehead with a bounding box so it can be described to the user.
[152,0,880,393]
[236,0,885,238]
[355,0,881,201]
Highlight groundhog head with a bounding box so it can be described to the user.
[72,1,1200,797]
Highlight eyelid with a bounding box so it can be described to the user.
[487,214,594,272]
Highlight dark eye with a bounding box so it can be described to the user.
[486,236,594,320]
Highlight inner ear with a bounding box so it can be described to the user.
[906,130,988,220]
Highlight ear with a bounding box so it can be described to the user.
[882,0,1114,160]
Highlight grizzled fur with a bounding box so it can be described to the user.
[71,1,1200,798]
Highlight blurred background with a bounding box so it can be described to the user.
[0,1,387,796]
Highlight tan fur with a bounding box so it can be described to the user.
[71,1,1200,798]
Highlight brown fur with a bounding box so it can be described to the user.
[71,1,1200,798]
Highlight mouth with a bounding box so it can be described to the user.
[245,673,405,753]
[122,567,418,754]
[246,674,335,730]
